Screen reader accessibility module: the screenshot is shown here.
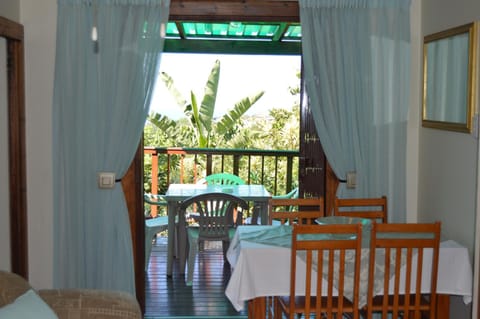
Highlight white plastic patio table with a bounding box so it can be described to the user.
[164,184,271,276]
[225,225,473,319]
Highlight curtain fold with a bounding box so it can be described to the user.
[52,0,170,294]
[300,0,410,222]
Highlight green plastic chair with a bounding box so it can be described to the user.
[197,173,246,185]
[272,187,299,201]
[144,193,168,208]
[144,193,168,270]
[180,192,248,286]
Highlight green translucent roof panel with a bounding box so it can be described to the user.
[166,21,301,42]
[166,22,180,37]
[284,25,302,41]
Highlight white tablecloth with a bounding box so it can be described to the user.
[225,225,473,311]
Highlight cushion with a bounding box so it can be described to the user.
[0,270,32,307]
[0,289,58,319]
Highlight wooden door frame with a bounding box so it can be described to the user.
[123,1,302,312]
[124,0,338,312]
[2,16,28,278]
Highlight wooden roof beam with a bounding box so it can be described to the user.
[169,0,300,22]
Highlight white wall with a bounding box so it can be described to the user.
[406,0,421,223]
[0,1,19,21]
[420,0,480,318]
[0,0,20,273]
[19,0,56,288]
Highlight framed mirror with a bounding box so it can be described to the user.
[423,22,477,133]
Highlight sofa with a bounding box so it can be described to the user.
[0,270,142,318]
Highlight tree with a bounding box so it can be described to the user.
[148,59,264,148]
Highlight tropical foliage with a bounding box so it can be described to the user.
[148,59,264,148]
[144,63,300,196]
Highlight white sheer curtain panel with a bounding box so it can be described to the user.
[52,0,170,294]
[299,0,411,222]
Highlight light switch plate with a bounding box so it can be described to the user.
[346,171,356,189]
[98,172,116,189]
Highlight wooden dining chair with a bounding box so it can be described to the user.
[274,223,363,319]
[334,196,388,223]
[179,192,249,286]
[365,222,441,319]
[269,197,324,225]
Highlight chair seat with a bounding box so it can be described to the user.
[187,226,236,241]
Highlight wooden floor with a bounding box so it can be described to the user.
[144,236,248,319]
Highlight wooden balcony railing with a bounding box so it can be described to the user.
[144,147,299,215]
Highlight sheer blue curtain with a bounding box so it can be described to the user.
[425,33,469,122]
[300,0,411,222]
[52,0,170,294]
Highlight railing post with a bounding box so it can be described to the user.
[247,156,252,184]
[274,156,278,195]
[206,154,212,176]
[151,151,158,217]
[180,154,185,183]
[286,155,293,193]
[233,155,240,176]
[194,154,198,183]
[167,153,170,186]
[261,155,265,186]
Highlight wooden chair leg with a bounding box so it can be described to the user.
[273,297,282,319]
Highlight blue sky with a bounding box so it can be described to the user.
[149,53,301,119]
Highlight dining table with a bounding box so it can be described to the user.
[225,225,473,319]
[164,183,272,276]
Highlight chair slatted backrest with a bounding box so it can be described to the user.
[366,222,441,319]
[334,196,388,223]
[179,192,248,241]
[285,224,363,319]
[269,197,324,225]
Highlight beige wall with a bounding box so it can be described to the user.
[406,0,421,223]
[0,0,20,273]
[420,0,480,318]
[0,1,19,21]
[20,0,56,288]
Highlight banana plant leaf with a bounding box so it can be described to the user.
[217,91,264,134]
[148,113,177,132]
[198,59,220,134]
